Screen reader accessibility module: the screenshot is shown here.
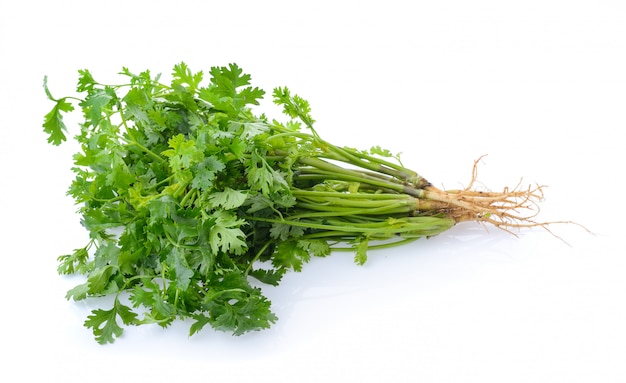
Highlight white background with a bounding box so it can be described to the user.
[1,1,624,382]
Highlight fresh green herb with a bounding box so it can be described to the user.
[44,63,553,344]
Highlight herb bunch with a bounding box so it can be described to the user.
[44,63,549,343]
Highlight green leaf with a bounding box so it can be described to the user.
[207,63,265,110]
[232,121,269,141]
[163,134,205,170]
[65,282,89,301]
[354,237,369,266]
[77,69,96,92]
[237,86,265,106]
[298,239,331,258]
[92,241,121,268]
[146,195,178,225]
[211,293,277,336]
[128,279,161,309]
[105,155,134,190]
[272,240,311,272]
[191,165,217,191]
[209,63,251,97]
[166,247,195,291]
[202,270,277,335]
[228,136,247,159]
[272,86,315,128]
[87,264,117,295]
[369,145,403,164]
[80,88,115,127]
[172,62,203,93]
[269,222,304,241]
[123,87,152,124]
[189,314,211,336]
[84,299,137,344]
[144,295,177,327]
[57,247,89,275]
[246,150,288,195]
[208,211,247,255]
[248,268,285,287]
[207,187,248,209]
[188,247,215,277]
[42,91,74,145]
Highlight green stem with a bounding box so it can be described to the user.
[330,237,421,252]
[116,101,167,164]
[245,215,454,236]
[323,144,424,186]
[244,240,274,276]
[123,133,167,164]
[270,126,427,187]
[291,202,413,219]
[295,158,425,197]
[291,189,410,200]
[180,188,197,207]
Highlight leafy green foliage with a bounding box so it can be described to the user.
[43,62,456,343]
[273,86,315,128]
[42,76,74,145]
[85,298,138,344]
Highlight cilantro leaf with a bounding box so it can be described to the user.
[42,85,74,145]
[166,246,195,291]
[128,279,177,328]
[189,314,212,336]
[269,222,305,241]
[163,134,205,170]
[354,237,369,266]
[248,268,285,286]
[298,239,331,258]
[208,63,265,109]
[84,299,138,344]
[87,264,118,295]
[80,88,116,127]
[207,187,248,209]
[201,270,277,335]
[208,211,248,255]
[273,86,315,128]
[272,240,311,272]
[211,293,277,336]
[172,62,204,93]
[209,63,251,97]
[77,69,96,92]
[146,195,177,225]
[237,86,265,106]
[65,282,89,301]
[57,247,89,275]
[246,150,288,196]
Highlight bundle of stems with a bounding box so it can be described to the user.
[252,125,551,256]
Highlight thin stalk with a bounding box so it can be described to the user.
[329,237,421,252]
[117,102,167,165]
[296,157,426,197]
[244,240,274,276]
[270,126,426,187]
[301,230,429,241]
[321,144,426,187]
[245,215,454,236]
[291,189,412,200]
[289,202,415,219]
[295,195,412,208]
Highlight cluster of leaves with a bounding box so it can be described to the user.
[44,63,455,343]
[44,63,326,343]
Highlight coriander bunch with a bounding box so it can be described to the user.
[44,63,560,344]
